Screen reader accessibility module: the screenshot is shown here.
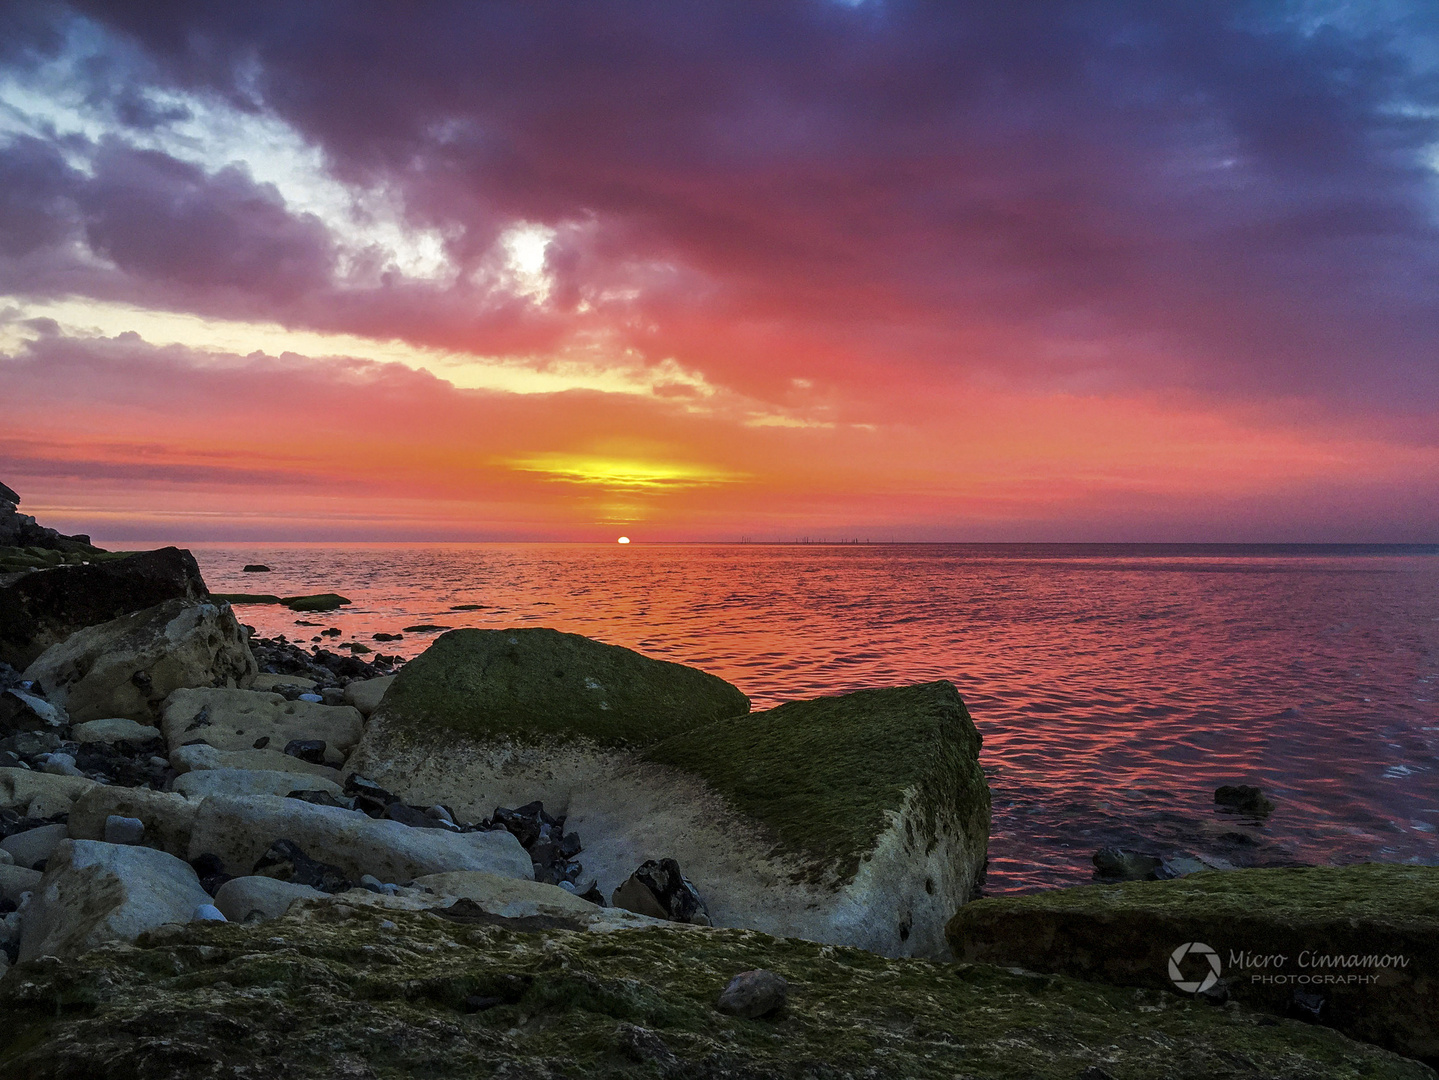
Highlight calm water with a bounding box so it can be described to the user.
[126,542,1439,894]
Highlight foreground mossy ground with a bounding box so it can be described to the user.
[1,904,1430,1080]
[644,681,990,882]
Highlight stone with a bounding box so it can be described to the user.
[103,816,146,845]
[173,768,343,800]
[161,687,362,756]
[169,742,341,782]
[191,903,226,921]
[412,870,661,930]
[67,786,198,857]
[17,838,213,961]
[0,688,68,735]
[350,678,988,959]
[0,846,11,864]
[1215,784,1275,816]
[242,565,271,573]
[0,728,62,758]
[612,859,710,924]
[23,599,257,724]
[0,862,41,904]
[212,875,326,922]
[39,752,83,777]
[0,547,209,669]
[341,677,393,717]
[2,823,70,867]
[283,594,351,612]
[189,794,534,883]
[284,738,327,763]
[716,969,789,1019]
[945,863,1439,1064]
[0,768,96,817]
[209,593,282,605]
[1092,846,1162,880]
[251,839,352,892]
[250,673,318,692]
[71,717,162,744]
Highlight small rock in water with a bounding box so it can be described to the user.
[242,565,271,573]
[716,969,789,1019]
[1155,856,1214,879]
[402,625,451,633]
[612,858,710,924]
[1215,784,1275,816]
[372,632,403,642]
[284,739,327,764]
[1092,847,1163,881]
[103,815,145,846]
[192,903,227,922]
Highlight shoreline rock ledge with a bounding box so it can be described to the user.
[346,626,991,958]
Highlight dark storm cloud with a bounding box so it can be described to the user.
[12,1,1439,409]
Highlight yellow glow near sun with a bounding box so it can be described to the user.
[504,453,747,490]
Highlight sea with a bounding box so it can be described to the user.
[116,541,1439,895]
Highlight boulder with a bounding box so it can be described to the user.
[0,547,209,669]
[342,675,394,716]
[173,768,343,800]
[17,838,212,961]
[351,674,988,959]
[23,599,257,724]
[0,862,41,904]
[161,687,362,756]
[169,743,340,783]
[0,767,96,818]
[612,858,710,924]
[946,864,1439,1064]
[412,870,662,930]
[67,786,197,857]
[2,823,71,867]
[251,673,317,691]
[71,717,162,744]
[188,794,533,883]
[283,594,351,612]
[212,875,325,922]
[716,969,789,1019]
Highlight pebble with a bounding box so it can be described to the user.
[192,904,228,922]
[103,815,146,846]
[40,753,84,777]
[297,693,324,704]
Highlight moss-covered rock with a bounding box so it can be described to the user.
[369,627,750,748]
[947,864,1439,1064]
[1,902,1430,1079]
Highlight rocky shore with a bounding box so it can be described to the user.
[0,482,1435,1078]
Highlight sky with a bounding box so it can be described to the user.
[1,1,1437,543]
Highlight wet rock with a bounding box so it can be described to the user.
[23,598,257,724]
[0,547,208,670]
[174,767,343,800]
[1093,847,1164,880]
[252,838,352,893]
[18,838,212,961]
[1215,784,1275,816]
[67,786,197,857]
[103,815,145,845]
[213,875,325,922]
[284,738,327,764]
[1156,855,1220,879]
[612,859,710,925]
[716,969,789,1018]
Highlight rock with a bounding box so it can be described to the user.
[173,768,342,800]
[716,969,789,1018]
[161,687,361,756]
[242,565,271,573]
[1,822,69,867]
[39,752,83,777]
[283,594,351,612]
[0,689,68,736]
[412,870,661,929]
[1156,855,1219,878]
[0,863,42,904]
[17,838,213,961]
[191,903,226,922]
[945,863,1439,1064]
[212,875,325,922]
[612,859,710,924]
[210,593,282,605]
[70,717,161,744]
[0,846,11,864]
[0,547,209,669]
[250,673,318,691]
[351,676,987,959]
[23,599,257,724]
[103,816,146,845]
[67,786,198,857]
[251,839,352,892]
[1215,784,1275,816]
[189,794,534,883]
[0,481,17,506]
[320,687,346,706]
[0,728,62,758]
[0,767,96,818]
[1092,846,1163,880]
[402,624,451,633]
[284,738,327,763]
[342,675,394,717]
[169,743,340,782]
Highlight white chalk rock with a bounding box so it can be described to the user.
[18,839,213,961]
[173,768,343,800]
[189,794,533,883]
[213,875,326,923]
[168,743,341,783]
[67,786,198,857]
[1,823,69,868]
[342,675,395,717]
[23,598,257,724]
[0,767,96,817]
[161,687,362,756]
[71,717,163,744]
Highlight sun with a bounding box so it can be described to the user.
[617,536,631,544]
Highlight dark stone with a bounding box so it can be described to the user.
[190,852,232,896]
[383,802,431,828]
[0,729,62,758]
[73,738,168,788]
[1215,785,1275,816]
[0,689,66,737]
[252,839,351,893]
[283,739,327,764]
[372,633,403,641]
[716,969,789,1019]
[559,832,582,860]
[242,565,271,573]
[0,547,210,669]
[612,858,710,925]
[1092,847,1163,881]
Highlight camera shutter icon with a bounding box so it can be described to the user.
[1168,942,1221,994]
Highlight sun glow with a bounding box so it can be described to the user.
[504,453,747,490]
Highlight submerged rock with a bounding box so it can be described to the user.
[946,863,1439,1064]
[1092,846,1163,880]
[1215,783,1276,816]
[23,598,257,724]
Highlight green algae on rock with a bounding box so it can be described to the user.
[2,903,1430,1080]
[947,863,1439,1065]
[368,627,750,748]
